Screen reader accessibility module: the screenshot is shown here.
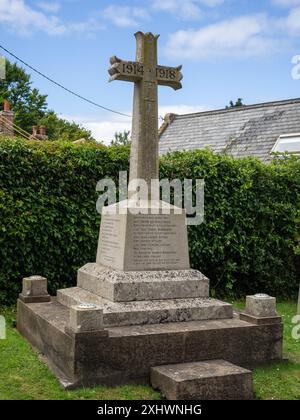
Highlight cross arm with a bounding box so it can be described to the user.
[156,65,183,91]
[108,56,144,83]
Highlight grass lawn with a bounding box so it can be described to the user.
[0,301,299,400]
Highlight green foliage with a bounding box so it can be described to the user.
[160,150,300,298]
[226,98,245,108]
[294,209,300,255]
[110,130,131,146]
[0,60,96,141]
[39,111,95,142]
[0,138,299,304]
[0,61,47,134]
[0,137,129,303]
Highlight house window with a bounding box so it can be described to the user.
[271,133,300,155]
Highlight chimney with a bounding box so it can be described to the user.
[0,100,14,136]
[31,125,48,141]
[3,100,10,112]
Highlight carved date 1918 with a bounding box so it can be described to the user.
[121,62,177,80]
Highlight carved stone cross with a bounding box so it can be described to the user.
[108,31,182,194]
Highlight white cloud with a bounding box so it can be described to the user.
[283,6,300,34]
[0,0,103,36]
[62,113,132,145]
[0,0,65,35]
[165,14,278,60]
[153,0,202,20]
[103,5,149,28]
[37,1,61,13]
[158,104,208,119]
[63,105,207,145]
[152,0,224,20]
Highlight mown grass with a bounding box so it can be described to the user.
[0,301,299,400]
[229,301,300,400]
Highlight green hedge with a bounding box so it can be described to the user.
[0,137,299,304]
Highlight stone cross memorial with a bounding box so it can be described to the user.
[95,32,189,272]
[16,33,283,395]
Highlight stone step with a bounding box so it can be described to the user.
[151,360,253,400]
[77,263,209,302]
[57,287,233,327]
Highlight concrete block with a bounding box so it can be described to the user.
[151,360,253,400]
[245,294,277,317]
[67,304,104,333]
[19,275,50,303]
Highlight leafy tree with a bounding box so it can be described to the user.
[110,130,131,146]
[295,209,300,256]
[39,111,95,142]
[0,60,47,134]
[0,60,96,141]
[226,98,245,109]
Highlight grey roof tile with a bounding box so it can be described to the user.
[159,98,300,161]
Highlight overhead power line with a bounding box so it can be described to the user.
[0,44,131,118]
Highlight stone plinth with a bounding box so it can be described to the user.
[57,287,233,327]
[240,294,281,325]
[77,263,209,302]
[19,275,51,303]
[245,294,277,317]
[96,200,190,271]
[17,298,283,388]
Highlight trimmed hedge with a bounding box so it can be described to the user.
[0,137,299,303]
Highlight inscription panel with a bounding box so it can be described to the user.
[97,214,126,270]
[125,213,190,271]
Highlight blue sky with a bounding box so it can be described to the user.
[0,0,300,143]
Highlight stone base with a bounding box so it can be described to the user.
[239,312,282,325]
[19,294,51,303]
[57,287,232,327]
[77,263,209,302]
[151,360,253,400]
[17,298,283,389]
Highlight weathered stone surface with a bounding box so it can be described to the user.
[245,294,277,317]
[17,298,283,388]
[17,299,75,382]
[19,275,50,303]
[57,287,233,327]
[97,201,190,271]
[67,304,104,333]
[77,263,209,302]
[240,312,282,325]
[151,360,253,400]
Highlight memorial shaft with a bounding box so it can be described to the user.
[130,32,159,188]
[108,31,182,197]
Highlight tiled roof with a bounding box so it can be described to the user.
[159,98,300,162]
